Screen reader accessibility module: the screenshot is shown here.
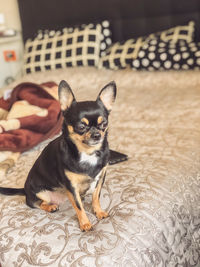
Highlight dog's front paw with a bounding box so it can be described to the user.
[95,210,109,220]
[80,222,93,232]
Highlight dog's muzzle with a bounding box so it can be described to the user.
[83,128,102,146]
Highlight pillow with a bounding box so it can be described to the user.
[99,21,195,70]
[99,37,145,70]
[131,39,200,71]
[23,21,112,74]
[147,21,194,43]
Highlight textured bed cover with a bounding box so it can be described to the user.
[0,67,200,266]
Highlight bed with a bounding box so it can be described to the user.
[0,1,200,266]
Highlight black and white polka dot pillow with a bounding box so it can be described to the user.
[132,39,200,71]
[99,20,112,55]
[99,21,195,70]
[23,21,112,74]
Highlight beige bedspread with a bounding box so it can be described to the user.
[0,67,200,266]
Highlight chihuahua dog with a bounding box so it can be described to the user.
[0,80,116,231]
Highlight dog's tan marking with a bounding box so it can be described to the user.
[97,116,103,124]
[36,191,51,203]
[92,167,109,220]
[81,117,89,125]
[39,201,59,213]
[66,189,93,231]
[67,125,101,154]
[100,127,108,137]
[68,125,73,133]
[64,170,91,195]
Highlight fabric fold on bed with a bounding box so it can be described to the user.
[0,82,62,177]
[0,82,62,152]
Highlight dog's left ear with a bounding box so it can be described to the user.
[97,81,117,113]
[58,80,76,111]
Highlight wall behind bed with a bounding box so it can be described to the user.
[17,0,200,74]
[18,0,200,43]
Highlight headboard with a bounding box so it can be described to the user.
[18,0,200,43]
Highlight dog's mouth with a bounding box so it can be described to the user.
[83,138,103,147]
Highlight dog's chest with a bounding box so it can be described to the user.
[79,152,98,166]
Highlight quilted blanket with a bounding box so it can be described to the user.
[0,67,200,267]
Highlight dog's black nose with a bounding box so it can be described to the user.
[91,132,101,141]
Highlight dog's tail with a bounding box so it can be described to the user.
[0,187,25,196]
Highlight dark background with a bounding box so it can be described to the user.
[18,0,200,42]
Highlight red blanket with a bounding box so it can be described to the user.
[0,82,62,152]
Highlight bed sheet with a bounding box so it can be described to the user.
[0,67,200,266]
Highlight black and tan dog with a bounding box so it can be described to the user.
[0,80,116,231]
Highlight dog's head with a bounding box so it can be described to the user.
[58,80,116,153]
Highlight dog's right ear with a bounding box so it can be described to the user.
[58,80,76,111]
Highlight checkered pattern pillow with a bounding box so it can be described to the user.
[23,21,112,74]
[131,40,200,71]
[99,37,145,70]
[99,21,195,70]
[147,21,194,43]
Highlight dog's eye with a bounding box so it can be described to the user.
[76,123,88,133]
[78,124,86,131]
[99,121,108,130]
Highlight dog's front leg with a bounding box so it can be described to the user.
[66,189,93,231]
[92,167,109,220]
